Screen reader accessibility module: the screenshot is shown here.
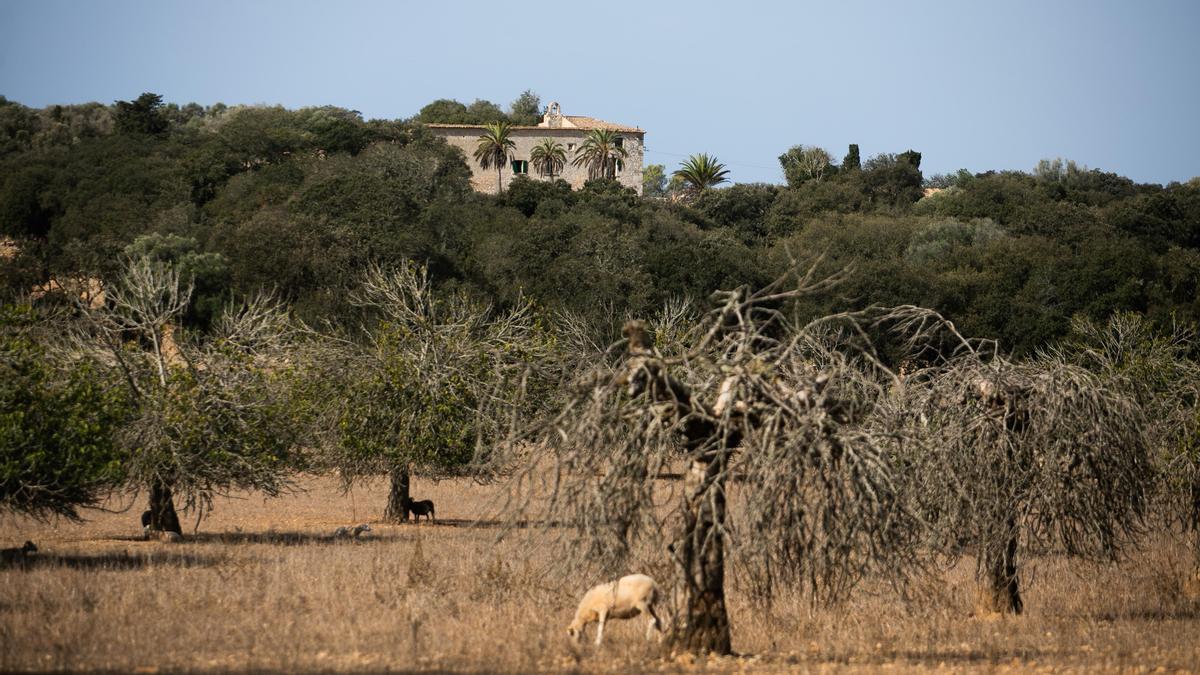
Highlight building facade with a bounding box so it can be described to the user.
[427,102,645,195]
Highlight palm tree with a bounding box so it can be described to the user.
[473,121,517,193]
[672,153,730,194]
[530,138,567,180]
[571,129,629,180]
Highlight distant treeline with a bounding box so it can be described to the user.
[1,92,1197,354]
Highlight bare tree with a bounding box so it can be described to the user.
[503,266,921,655]
[1048,313,1200,554]
[889,352,1153,614]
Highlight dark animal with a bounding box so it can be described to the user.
[404,498,435,523]
[141,510,152,529]
[1,540,37,563]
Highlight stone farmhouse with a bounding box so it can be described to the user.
[427,102,645,195]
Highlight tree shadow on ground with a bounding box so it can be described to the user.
[186,530,410,546]
[434,517,565,529]
[0,549,219,571]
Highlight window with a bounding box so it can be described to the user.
[567,143,576,151]
[614,137,624,149]
[614,158,625,173]
[511,160,529,175]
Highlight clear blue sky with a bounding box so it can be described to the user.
[2,0,1198,185]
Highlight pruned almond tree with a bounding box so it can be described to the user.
[71,255,303,533]
[503,266,922,655]
[308,262,553,521]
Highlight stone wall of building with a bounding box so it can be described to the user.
[430,127,645,195]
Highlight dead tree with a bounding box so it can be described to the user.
[505,267,920,655]
[890,355,1153,614]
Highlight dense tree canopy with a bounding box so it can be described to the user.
[0,92,1196,357]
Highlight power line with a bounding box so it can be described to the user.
[644,147,779,172]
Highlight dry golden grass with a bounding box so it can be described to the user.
[2,476,1198,673]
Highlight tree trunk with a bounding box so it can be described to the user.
[621,320,736,655]
[672,455,733,655]
[980,527,1022,614]
[148,479,182,534]
[385,466,411,522]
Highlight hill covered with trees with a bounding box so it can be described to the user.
[2,91,1198,354]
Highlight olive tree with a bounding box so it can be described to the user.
[76,255,302,533]
[503,267,921,654]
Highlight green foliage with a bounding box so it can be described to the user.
[642,163,667,198]
[504,175,574,217]
[508,90,542,126]
[0,91,1194,365]
[0,305,128,519]
[474,121,517,192]
[779,145,835,187]
[672,153,729,194]
[417,97,513,125]
[416,99,470,124]
[694,183,780,243]
[572,129,629,181]
[124,233,231,327]
[114,92,168,135]
[842,143,860,172]
[319,264,549,481]
[529,138,566,179]
[83,257,304,519]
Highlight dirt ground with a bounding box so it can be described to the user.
[1,475,1198,673]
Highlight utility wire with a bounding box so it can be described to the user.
[644,147,779,172]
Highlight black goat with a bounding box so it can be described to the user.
[403,498,435,523]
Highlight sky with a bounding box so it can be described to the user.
[1,0,1198,185]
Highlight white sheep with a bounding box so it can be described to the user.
[567,574,665,646]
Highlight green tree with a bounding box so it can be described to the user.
[529,138,566,180]
[508,90,542,126]
[842,143,861,172]
[642,163,667,198]
[114,92,169,135]
[672,153,730,195]
[416,99,470,124]
[465,99,507,124]
[0,305,129,520]
[474,122,517,194]
[315,263,548,521]
[572,129,629,180]
[80,256,303,534]
[778,145,834,187]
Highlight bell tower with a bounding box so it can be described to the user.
[544,101,563,128]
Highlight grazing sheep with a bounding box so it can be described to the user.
[567,574,665,646]
[404,498,435,523]
[0,541,37,563]
[332,523,372,539]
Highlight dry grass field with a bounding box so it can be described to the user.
[2,475,1198,673]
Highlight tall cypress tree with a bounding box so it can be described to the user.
[843,143,861,171]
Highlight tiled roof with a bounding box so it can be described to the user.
[425,116,643,134]
[561,115,643,133]
[424,123,540,129]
